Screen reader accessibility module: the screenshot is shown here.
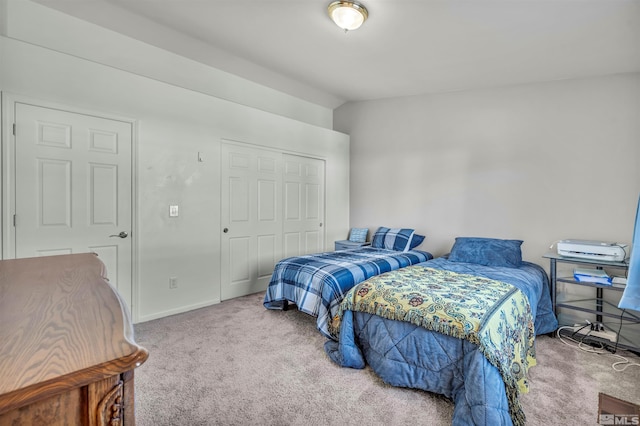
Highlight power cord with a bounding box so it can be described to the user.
[612,354,640,372]
[556,318,640,371]
[556,325,609,354]
[613,244,628,263]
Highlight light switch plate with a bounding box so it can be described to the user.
[169,205,179,217]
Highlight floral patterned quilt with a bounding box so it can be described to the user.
[329,265,537,426]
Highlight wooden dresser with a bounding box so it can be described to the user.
[0,253,149,425]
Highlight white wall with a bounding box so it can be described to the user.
[335,73,640,335]
[1,0,334,129]
[0,2,350,323]
[334,74,640,265]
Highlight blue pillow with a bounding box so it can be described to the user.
[409,234,425,249]
[371,227,389,248]
[348,228,368,243]
[371,227,415,251]
[448,237,523,268]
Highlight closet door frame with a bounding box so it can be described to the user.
[220,140,326,300]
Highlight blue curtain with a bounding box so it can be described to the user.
[618,195,640,311]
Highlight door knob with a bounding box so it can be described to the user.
[223,228,229,233]
[110,231,128,238]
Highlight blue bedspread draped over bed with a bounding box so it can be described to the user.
[324,258,558,426]
[263,247,432,338]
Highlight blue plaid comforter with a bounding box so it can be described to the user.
[263,247,432,338]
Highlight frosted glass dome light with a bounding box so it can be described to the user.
[328,1,368,32]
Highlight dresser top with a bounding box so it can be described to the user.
[0,253,148,412]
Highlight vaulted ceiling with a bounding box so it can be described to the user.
[33,0,640,109]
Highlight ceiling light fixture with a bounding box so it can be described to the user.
[328,1,368,32]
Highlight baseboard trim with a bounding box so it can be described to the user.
[135,299,221,323]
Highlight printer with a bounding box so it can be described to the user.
[557,239,628,262]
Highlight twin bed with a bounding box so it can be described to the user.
[264,227,432,337]
[263,231,558,426]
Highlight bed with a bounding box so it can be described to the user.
[264,227,433,338]
[324,237,559,426]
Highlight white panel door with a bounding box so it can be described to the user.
[221,142,283,300]
[283,154,325,258]
[13,102,133,309]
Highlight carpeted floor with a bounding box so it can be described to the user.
[133,292,640,425]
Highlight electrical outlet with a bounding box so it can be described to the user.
[570,324,618,342]
[169,277,178,289]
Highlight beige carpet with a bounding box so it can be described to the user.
[133,292,640,425]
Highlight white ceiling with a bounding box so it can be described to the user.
[32,0,640,109]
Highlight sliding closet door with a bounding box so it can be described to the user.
[220,142,283,300]
[220,142,326,300]
[282,154,325,258]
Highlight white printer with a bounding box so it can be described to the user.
[557,239,628,262]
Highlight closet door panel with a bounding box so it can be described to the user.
[283,155,325,256]
[221,142,282,300]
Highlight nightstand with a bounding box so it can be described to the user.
[335,240,371,251]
